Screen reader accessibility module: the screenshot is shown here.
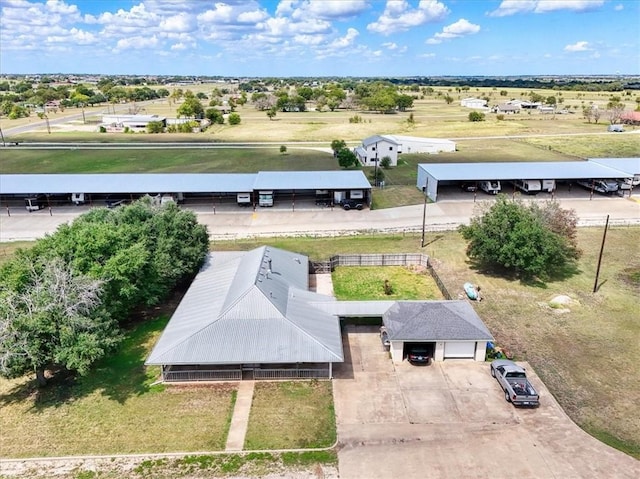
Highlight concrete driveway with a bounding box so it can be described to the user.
[333,325,640,479]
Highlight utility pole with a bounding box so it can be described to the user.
[593,214,609,293]
[374,140,379,187]
[421,177,429,248]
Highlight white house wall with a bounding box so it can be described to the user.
[390,340,484,364]
[390,341,403,364]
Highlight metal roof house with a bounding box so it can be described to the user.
[146,246,495,382]
[146,246,344,381]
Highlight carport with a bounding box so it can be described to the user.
[382,301,493,363]
[416,158,637,201]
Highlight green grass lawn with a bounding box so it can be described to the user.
[0,315,236,457]
[332,265,443,300]
[244,381,336,450]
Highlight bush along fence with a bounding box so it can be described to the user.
[310,253,451,300]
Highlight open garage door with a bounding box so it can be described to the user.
[444,341,475,359]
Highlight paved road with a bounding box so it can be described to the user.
[1,195,638,243]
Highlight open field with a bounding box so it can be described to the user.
[4,84,638,144]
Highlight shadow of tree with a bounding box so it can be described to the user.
[0,315,169,412]
[464,257,582,288]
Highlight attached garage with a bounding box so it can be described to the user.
[382,301,493,364]
[444,341,476,359]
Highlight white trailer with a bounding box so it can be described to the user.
[237,192,252,206]
[514,179,542,195]
[541,180,555,193]
[479,181,501,195]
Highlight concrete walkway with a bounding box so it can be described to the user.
[225,380,255,452]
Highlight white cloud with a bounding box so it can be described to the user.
[614,4,623,11]
[114,35,159,51]
[299,0,368,19]
[489,0,604,17]
[329,27,359,48]
[383,41,397,49]
[159,12,194,32]
[367,0,449,35]
[427,18,480,43]
[564,40,591,52]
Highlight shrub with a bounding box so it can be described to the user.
[228,113,241,125]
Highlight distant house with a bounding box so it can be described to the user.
[621,111,640,125]
[101,114,166,132]
[354,135,401,166]
[355,135,456,167]
[460,97,488,109]
[492,103,521,114]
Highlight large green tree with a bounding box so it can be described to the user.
[0,256,119,386]
[459,196,581,280]
[30,199,209,322]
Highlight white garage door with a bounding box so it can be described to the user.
[444,341,476,358]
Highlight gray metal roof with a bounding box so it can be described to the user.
[0,173,256,194]
[362,135,399,147]
[383,301,493,341]
[253,170,371,190]
[588,158,640,176]
[145,247,343,366]
[0,171,372,195]
[419,159,636,181]
[313,300,396,317]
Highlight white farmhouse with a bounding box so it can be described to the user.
[355,135,456,167]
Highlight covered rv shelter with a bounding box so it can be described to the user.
[417,158,638,202]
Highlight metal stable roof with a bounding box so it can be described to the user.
[0,171,371,195]
[253,170,371,190]
[419,160,636,181]
[588,158,640,176]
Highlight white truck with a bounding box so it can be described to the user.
[479,180,501,195]
[490,359,539,407]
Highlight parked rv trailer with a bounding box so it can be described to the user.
[514,179,542,195]
[25,195,47,212]
[479,180,501,195]
[541,180,555,193]
[237,192,252,206]
[258,190,274,207]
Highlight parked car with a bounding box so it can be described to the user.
[407,345,431,365]
[460,182,477,192]
[339,198,364,210]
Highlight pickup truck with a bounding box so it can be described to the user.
[490,359,539,407]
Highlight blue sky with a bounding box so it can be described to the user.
[1,0,638,76]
